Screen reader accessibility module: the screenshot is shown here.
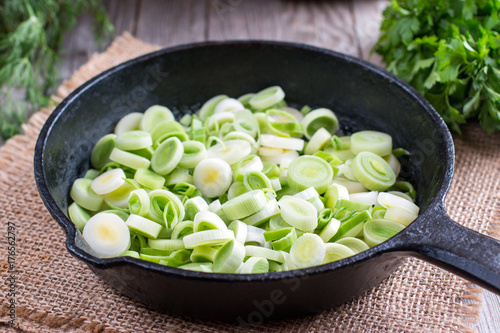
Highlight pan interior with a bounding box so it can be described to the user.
[40,42,452,258]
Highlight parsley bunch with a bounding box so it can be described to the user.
[0,0,113,141]
[375,0,500,133]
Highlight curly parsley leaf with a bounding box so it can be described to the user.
[375,0,500,133]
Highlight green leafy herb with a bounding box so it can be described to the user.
[0,0,113,141]
[375,0,500,133]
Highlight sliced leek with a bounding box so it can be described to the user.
[214,240,246,273]
[350,130,392,156]
[278,196,317,232]
[322,243,355,263]
[287,155,333,194]
[290,233,326,268]
[83,212,131,258]
[363,219,405,247]
[183,229,235,249]
[151,137,184,175]
[249,86,285,110]
[193,158,233,198]
[351,152,396,191]
[240,257,269,274]
[126,214,162,239]
[301,108,338,139]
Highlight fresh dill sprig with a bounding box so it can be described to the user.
[0,0,113,141]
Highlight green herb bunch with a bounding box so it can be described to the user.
[0,0,113,141]
[375,0,500,133]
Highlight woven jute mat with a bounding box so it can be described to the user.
[1,32,499,333]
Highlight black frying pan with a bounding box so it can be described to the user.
[34,41,500,322]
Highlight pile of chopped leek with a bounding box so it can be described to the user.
[69,86,419,273]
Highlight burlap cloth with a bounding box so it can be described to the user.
[1,32,499,332]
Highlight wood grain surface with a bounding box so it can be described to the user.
[54,1,500,332]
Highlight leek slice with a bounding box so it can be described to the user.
[184,196,209,221]
[151,120,187,146]
[240,257,269,274]
[227,181,247,200]
[301,108,338,139]
[221,190,268,220]
[237,93,255,108]
[151,137,184,175]
[233,109,260,139]
[148,189,185,226]
[141,105,175,132]
[214,240,246,273]
[293,186,319,201]
[134,168,165,190]
[330,211,372,242]
[109,148,151,170]
[262,161,281,178]
[349,191,379,206]
[165,168,193,187]
[243,171,273,191]
[213,98,245,113]
[290,233,326,268]
[317,208,334,230]
[179,262,213,272]
[91,134,116,170]
[70,178,103,211]
[278,196,317,232]
[384,153,401,177]
[324,183,349,209]
[332,177,367,194]
[171,220,194,240]
[249,86,285,110]
[260,134,305,151]
[335,199,371,212]
[114,112,143,135]
[183,229,235,249]
[384,207,418,226]
[120,250,140,258]
[287,155,333,194]
[305,127,332,155]
[335,237,370,254]
[322,243,355,264]
[115,130,152,151]
[199,94,228,120]
[179,140,207,168]
[68,202,91,231]
[377,192,419,215]
[193,211,228,232]
[350,130,392,156]
[191,246,218,263]
[245,225,266,246]
[241,199,280,226]
[84,169,100,180]
[363,219,405,247]
[90,168,126,195]
[207,140,251,165]
[148,238,185,251]
[307,196,324,211]
[318,218,341,242]
[158,249,192,267]
[193,157,233,198]
[228,220,248,244]
[128,189,150,216]
[269,215,292,230]
[104,180,136,209]
[351,152,396,191]
[83,213,130,258]
[245,245,285,263]
[126,214,162,239]
[232,155,263,182]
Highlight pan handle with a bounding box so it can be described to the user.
[397,204,500,294]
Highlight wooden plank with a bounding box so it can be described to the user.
[208,0,360,57]
[58,0,138,81]
[352,0,387,65]
[135,0,208,47]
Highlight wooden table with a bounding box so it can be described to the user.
[57,1,499,331]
